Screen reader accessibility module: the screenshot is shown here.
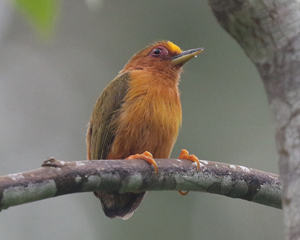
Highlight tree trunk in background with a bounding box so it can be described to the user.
[209,0,300,239]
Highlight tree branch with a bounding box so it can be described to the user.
[0,158,281,211]
[208,1,300,239]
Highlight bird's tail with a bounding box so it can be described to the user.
[94,191,146,220]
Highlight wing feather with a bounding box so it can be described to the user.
[86,72,130,160]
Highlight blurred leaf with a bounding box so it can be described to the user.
[12,0,59,38]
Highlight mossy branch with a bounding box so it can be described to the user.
[0,158,281,211]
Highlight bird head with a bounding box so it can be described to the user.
[121,41,203,75]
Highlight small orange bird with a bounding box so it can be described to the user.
[86,40,203,219]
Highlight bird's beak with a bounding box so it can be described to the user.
[171,48,203,66]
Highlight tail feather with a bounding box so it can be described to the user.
[94,191,146,219]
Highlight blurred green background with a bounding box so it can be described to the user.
[0,1,282,239]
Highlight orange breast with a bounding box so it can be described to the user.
[107,70,182,159]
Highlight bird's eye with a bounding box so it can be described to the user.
[152,48,163,56]
[150,46,169,58]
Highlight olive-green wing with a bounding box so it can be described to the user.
[86,72,130,160]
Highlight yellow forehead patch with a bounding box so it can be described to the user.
[166,41,182,54]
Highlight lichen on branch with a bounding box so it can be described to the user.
[0,157,281,211]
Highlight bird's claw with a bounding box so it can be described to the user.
[177,149,200,195]
[126,151,158,174]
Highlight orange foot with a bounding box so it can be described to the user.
[126,151,158,174]
[178,149,200,196]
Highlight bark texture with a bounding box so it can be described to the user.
[0,158,281,211]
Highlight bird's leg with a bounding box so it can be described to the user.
[178,149,200,170]
[178,149,200,195]
[126,151,158,174]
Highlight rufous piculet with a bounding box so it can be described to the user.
[86,40,203,219]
